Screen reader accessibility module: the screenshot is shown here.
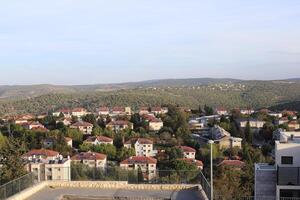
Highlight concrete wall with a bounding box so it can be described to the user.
[8,181,208,200]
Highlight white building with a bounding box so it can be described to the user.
[255,129,300,199]
[124,138,157,157]
[23,149,71,182]
[237,119,265,129]
[180,146,196,159]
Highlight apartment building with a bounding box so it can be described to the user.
[124,138,157,157]
[71,152,107,169]
[120,156,157,181]
[70,121,93,135]
[71,108,88,118]
[255,129,300,199]
[142,114,164,131]
[237,119,266,129]
[23,149,71,182]
[98,107,110,116]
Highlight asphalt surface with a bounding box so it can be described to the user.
[26,187,202,200]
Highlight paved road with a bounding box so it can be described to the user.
[27,187,202,200]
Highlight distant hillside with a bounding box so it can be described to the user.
[1,78,300,115]
[269,101,300,112]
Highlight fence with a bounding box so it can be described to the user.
[0,173,35,200]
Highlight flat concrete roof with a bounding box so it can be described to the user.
[26,187,202,200]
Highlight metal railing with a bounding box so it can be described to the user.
[0,173,35,200]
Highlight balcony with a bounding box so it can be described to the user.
[278,166,300,186]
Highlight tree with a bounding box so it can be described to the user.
[204,105,214,115]
[0,132,7,150]
[0,137,27,184]
[244,121,252,144]
[65,128,83,147]
[116,147,135,162]
[92,144,117,160]
[166,147,184,160]
[82,114,97,125]
[260,122,275,142]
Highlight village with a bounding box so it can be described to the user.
[1,104,299,189]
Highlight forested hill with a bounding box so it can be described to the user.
[0,78,300,115]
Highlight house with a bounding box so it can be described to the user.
[180,146,196,159]
[56,118,72,126]
[24,121,45,130]
[210,125,243,149]
[24,152,71,182]
[215,107,228,115]
[22,149,60,160]
[288,120,300,131]
[124,138,156,157]
[70,121,93,135]
[106,120,133,132]
[71,152,107,169]
[53,109,72,118]
[98,107,110,116]
[65,137,73,147]
[111,107,131,116]
[31,126,49,133]
[255,130,300,199]
[217,160,245,169]
[139,107,150,115]
[240,108,255,115]
[269,112,283,118]
[71,108,87,118]
[142,114,163,131]
[236,119,265,129]
[151,107,165,115]
[83,135,113,145]
[188,119,205,131]
[178,158,203,170]
[120,156,157,181]
[275,117,289,125]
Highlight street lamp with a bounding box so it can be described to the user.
[208,140,214,200]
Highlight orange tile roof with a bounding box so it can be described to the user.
[71,152,106,161]
[23,149,59,158]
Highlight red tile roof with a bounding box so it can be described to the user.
[64,137,72,142]
[31,127,49,132]
[107,120,130,126]
[98,107,109,112]
[71,152,106,161]
[120,156,157,165]
[72,108,86,112]
[217,160,245,168]
[124,138,153,145]
[180,146,196,153]
[23,149,59,158]
[151,107,162,112]
[71,121,93,127]
[178,158,203,167]
[112,107,125,112]
[97,136,113,143]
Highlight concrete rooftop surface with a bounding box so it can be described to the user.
[26,187,203,200]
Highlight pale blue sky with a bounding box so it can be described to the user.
[0,0,300,85]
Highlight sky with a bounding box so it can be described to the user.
[0,0,300,85]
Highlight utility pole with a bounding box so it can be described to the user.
[208,140,214,200]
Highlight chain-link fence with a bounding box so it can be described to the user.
[0,173,35,200]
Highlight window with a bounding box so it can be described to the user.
[281,156,293,165]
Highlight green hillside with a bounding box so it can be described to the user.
[1,79,300,115]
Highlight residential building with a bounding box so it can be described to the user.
[71,108,88,118]
[56,118,72,126]
[124,138,156,157]
[139,107,150,115]
[150,107,168,115]
[120,156,157,181]
[210,125,243,149]
[71,152,107,169]
[53,109,72,118]
[111,106,131,116]
[142,114,163,131]
[24,121,45,130]
[215,107,228,115]
[180,146,196,159]
[255,130,300,199]
[178,158,203,170]
[106,120,133,132]
[237,119,265,129]
[275,117,289,125]
[188,119,205,131]
[240,108,255,115]
[98,107,110,116]
[23,149,71,181]
[217,160,245,169]
[70,121,93,135]
[288,121,300,131]
[83,135,113,145]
